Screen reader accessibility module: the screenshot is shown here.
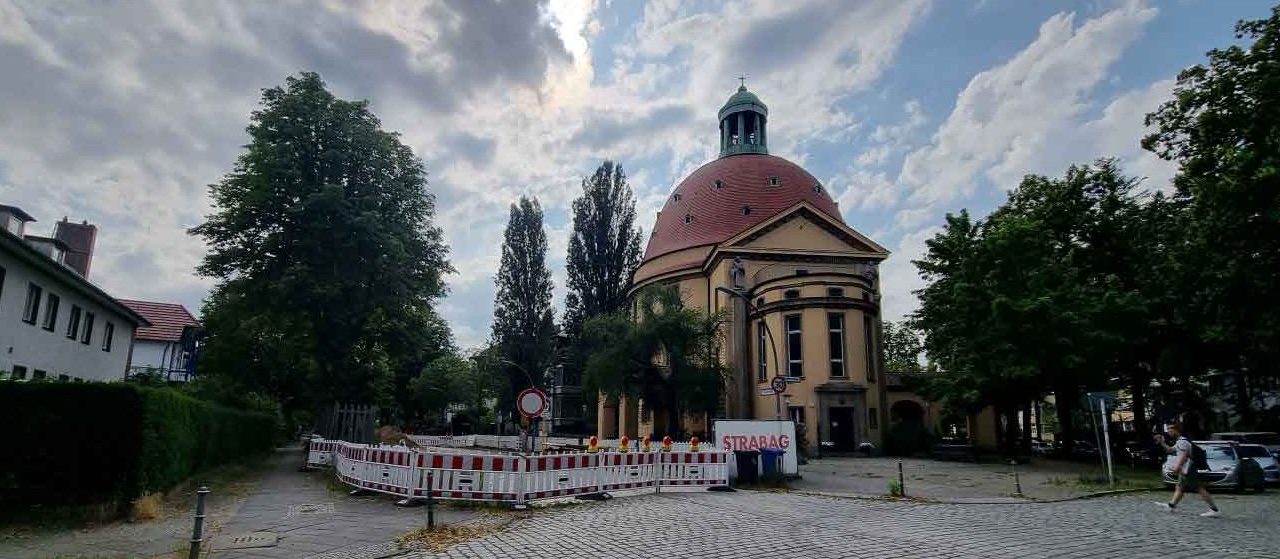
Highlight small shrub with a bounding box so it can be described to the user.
[888,480,903,497]
[130,493,162,522]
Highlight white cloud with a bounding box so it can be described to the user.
[878,225,940,322]
[898,2,1158,205]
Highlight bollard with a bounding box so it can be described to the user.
[188,486,210,559]
[897,460,905,498]
[426,473,436,529]
[1010,460,1023,496]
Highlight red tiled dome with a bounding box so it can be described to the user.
[641,154,843,262]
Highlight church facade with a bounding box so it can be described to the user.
[597,86,894,453]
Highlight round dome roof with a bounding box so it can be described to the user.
[718,85,768,121]
[641,153,842,262]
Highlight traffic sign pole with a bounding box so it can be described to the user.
[770,376,787,421]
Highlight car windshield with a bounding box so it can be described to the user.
[1232,446,1272,458]
[1204,446,1236,460]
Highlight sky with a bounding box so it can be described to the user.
[0,0,1272,350]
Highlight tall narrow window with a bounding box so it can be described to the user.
[828,313,846,378]
[0,266,7,302]
[66,305,81,339]
[869,407,879,429]
[757,321,768,381]
[789,406,806,425]
[22,283,42,324]
[102,322,115,352]
[785,314,803,378]
[864,315,876,383]
[42,293,60,331]
[81,312,95,345]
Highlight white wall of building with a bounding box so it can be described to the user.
[0,249,135,382]
[130,339,184,371]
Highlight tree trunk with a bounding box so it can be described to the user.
[1021,401,1033,453]
[1131,364,1150,439]
[1055,381,1077,458]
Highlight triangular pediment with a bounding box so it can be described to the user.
[724,202,889,256]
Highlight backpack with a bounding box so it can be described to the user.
[1183,437,1210,471]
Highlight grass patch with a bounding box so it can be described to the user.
[397,515,514,553]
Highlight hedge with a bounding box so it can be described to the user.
[0,382,275,516]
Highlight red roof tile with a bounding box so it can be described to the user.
[118,299,200,342]
[641,154,844,262]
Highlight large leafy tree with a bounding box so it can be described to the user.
[1143,7,1280,427]
[582,285,725,437]
[191,72,453,418]
[491,196,556,414]
[881,321,924,373]
[563,161,643,335]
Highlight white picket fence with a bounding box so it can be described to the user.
[309,438,731,506]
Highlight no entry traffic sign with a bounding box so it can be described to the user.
[516,387,548,419]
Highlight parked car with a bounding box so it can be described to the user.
[1124,443,1165,469]
[1160,441,1267,492]
[1211,432,1280,461]
[1030,440,1053,456]
[1226,443,1280,485]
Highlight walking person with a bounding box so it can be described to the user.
[1153,422,1220,517]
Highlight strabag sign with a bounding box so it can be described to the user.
[713,419,798,476]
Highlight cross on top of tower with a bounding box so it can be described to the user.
[737,74,747,89]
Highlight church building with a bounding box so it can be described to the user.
[597,85,893,453]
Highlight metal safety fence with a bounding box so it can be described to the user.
[308,438,730,506]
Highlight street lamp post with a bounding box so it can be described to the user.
[715,286,783,421]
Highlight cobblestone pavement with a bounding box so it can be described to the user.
[407,489,1280,558]
[207,449,477,559]
[794,456,1160,502]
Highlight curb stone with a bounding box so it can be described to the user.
[785,486,1164,505]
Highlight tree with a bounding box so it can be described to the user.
[491,196,556,415]
[582,285,726,437]
[561,161,643,432]
[409,350,498,430]
[191,72,453,419]
[1143,7,1280,427]
[882,321,924,372]
[563,161,643,334]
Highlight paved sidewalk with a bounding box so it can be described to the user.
[207,448,478,559]
[792,456,1159,501]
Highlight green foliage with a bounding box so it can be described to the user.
[409,351,497,427]
[888,479,903,498]
[563,160,643,335]
[190,72,453,418]
[582,285,727,434]
[0,383,273,518]
[884,421,933,457]
[1142,6,1280,425]
[491,196,556,411]
[882,321,924,372]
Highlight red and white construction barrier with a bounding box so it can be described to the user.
[308,439,731,506]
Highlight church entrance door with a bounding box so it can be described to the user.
[829,407,857,451]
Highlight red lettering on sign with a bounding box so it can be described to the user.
[779,435,790,449]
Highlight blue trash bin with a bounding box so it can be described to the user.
[760,448,785,480]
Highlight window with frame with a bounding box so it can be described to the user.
[57,374,69,382]
[789,406,806,425]
[33,369,46,380]
[784,289,800,299]
[81,312,95,345]
[22,283,42,324]
[42,293,60,331]
[785,314,803,377]
[66,305,81,339]
[827,287,845,298]
[828,313,846,377]
[864,315,876,383]
[11,365,27,380]
[869,407,878,429]
[102,322,115,352]
[757,321,768,381]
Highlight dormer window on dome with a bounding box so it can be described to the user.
[719,84,768,157]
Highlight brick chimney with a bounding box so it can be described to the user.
[53,217,97,278]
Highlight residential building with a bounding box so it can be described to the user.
[119,299,202,382]
[597,86,892,452]
[0,205,147,381]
